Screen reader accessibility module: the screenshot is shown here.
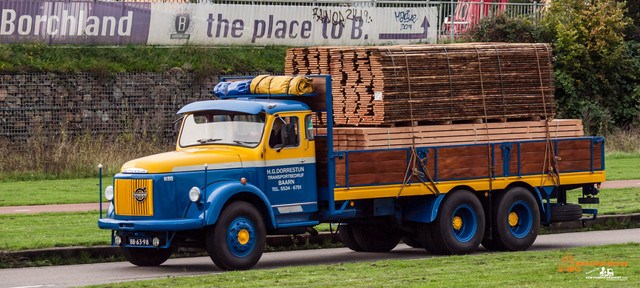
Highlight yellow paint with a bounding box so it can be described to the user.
[509,212,519,227]
[121,111,313,174]
[237,229,250,245]
[263,112,315,161]
[115,179,154,216]
[452,216,463,230]
[334,171,606,201]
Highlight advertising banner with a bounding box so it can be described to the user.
[0,0,151,44]
[147,3,437,46]
[0,1,437,46]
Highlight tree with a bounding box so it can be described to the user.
[542,0,640,135]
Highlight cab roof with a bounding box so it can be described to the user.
[176,98,311,115]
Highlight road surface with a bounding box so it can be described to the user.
[2,228,639,288]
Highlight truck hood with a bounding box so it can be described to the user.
[121,147,249,173]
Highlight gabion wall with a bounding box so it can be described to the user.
[0,69,226,143]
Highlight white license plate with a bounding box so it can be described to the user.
[128,237,151,246]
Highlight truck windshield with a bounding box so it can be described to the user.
[179,111,266,148]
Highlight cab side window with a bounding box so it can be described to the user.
[269,116,299,149]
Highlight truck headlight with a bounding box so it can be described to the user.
[189,187,201,202]
[105,185,114,201]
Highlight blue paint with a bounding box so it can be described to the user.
[402,194,446,223]
[508,200,533,238]
[177,98,310,115]
[451,204,477,243]
[226,216,257,257]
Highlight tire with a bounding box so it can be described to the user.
[351,221,401,252]
[338,224,363,252]
[429,190,485,255]
[482,187,540,251]
[418,222,448,254]
[550,203,583,222]
[121,247,172,266]
[401,236,423,248]
[206,201,266,271]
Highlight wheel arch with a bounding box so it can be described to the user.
[402,185,480,224]
[204,181,276,230]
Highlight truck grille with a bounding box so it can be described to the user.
[115,179,154,216]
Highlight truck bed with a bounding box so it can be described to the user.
[317,136,604,201]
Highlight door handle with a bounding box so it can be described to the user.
[300,159,305,163]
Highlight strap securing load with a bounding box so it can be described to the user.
[250,75,314,96]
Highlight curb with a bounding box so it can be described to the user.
[4,213,640,263]
[3,233,342,261]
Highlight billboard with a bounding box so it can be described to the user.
[0,1,437,45]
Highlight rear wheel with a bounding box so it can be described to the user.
[121,247,172,266]
[338,224,363,252]
[206,201,266,270]
[351,220,401,252]
[401,236,423,248]
[482,187,540,251]
[428,190,485,255]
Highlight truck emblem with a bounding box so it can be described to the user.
[133,187,148,202]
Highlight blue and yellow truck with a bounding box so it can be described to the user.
[98,75,605,270]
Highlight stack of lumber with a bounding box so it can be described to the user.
[317,119,583,151]
[286,43,555,126]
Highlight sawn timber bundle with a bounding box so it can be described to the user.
[318,119,582,151]
[285,43,555,126]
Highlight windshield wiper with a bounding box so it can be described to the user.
[233,140,259,145]
[197,138,222,144]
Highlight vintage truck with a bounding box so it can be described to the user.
[98,75,604,270]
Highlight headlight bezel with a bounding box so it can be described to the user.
[105,185,114,201]
[189,186,201,203]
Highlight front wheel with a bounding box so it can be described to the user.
[206,201,266,270]
[121,247,172,266]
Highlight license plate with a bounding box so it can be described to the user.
[128,237,151,246]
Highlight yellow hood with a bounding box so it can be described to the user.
[121,147,247,173]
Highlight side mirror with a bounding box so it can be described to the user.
[305,114,314,141]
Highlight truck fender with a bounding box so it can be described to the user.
[402,194,447,223]
[203,181,276,229]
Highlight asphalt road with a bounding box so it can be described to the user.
[2,228,639,288]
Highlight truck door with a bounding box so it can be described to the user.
[264,112,318,225]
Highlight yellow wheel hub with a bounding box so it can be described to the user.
[452,216,463,230]
[508,212,519,227]
[237,229,250,245]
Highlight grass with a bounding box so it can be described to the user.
[0,211,109,250]
[604,154,640,181]
[0,178,108,206]
[567,188,640,215]
[0,43,287,74]
[85,243,640,287]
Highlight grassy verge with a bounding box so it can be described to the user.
[85,243,639,287]
[568,188,640,215]
[0,178,108,206]
[0,211,109,251]
[605,154,640,181]
[0,44,287,74]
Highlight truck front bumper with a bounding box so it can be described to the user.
[98,218,204,231]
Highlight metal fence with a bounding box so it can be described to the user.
[0,72,230,142]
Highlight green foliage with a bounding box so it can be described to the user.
[542,0,640,135]
[0,44,287,74]
[468,13,544,43]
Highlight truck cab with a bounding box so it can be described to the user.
[99,97,319,270]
